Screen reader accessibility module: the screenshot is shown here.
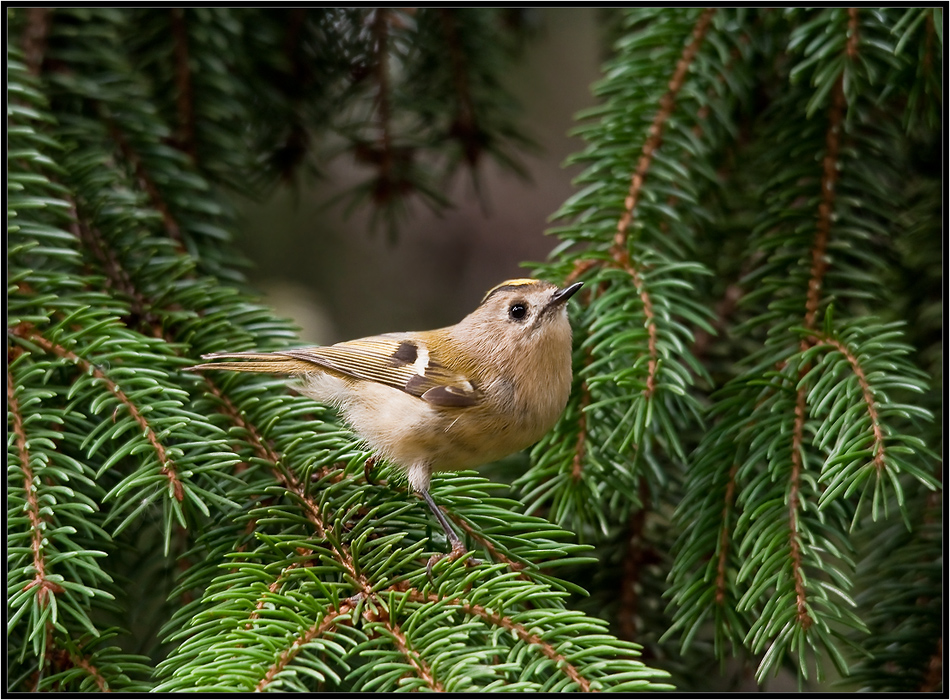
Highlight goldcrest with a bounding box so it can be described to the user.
[190,278,583,560]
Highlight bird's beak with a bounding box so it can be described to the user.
[550,282,583,306]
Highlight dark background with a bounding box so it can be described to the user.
[234,8,601,345]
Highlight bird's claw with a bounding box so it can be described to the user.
[426,543,480,579]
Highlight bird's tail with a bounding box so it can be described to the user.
[187,351,316,375]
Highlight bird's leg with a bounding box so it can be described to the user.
[420,488,466,554]
[420,488,478,575]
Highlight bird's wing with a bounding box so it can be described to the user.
[191,334,479,408]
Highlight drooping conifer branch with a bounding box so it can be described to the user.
[610,8,716,260]
[202,377,372,594]
[373,9,393,147]
[608,8,715,399]
[788,383,813,630]
[379,610,445,691]
[10,323,185,501]
[439,9,479,166]
[714,464,739,606]
[401,587,594,691]
[371,9,396,203]
[784,9,857,631]
[255,604,354,692]
[67,649,111,692]
[618,484,649,641]
[811,334,886,471]
[105,121,185,246]
[267,9,311,180]
[7,367,63,604]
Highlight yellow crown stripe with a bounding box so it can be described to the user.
[480,278,541,304]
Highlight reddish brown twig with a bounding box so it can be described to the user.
[8,366,64,603]
[812,334,886,470]
[802,76,845,335]
[255,604,354,692]
[445,510,526,574]
[784,23,853,630]
[609,9,716,399]
[68,650,110,692]
[11,323,184,501]
[610,8,716,263]
[106,122,184,246]
[400,587,594,692]
[203,377,371,594]
[714,464,740,606]
[379,608,445,692]
[788,381,813,630]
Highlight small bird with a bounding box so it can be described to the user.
[189,278,582,563]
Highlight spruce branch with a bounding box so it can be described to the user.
[521,7,728,532]
[609,8,716,266]
[11,323,185,503]
[662,7,940,686]
[6,7,940,692]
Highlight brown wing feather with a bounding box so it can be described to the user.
[282,336,419,388]
[188,335,479,407]
[187,352,317,374]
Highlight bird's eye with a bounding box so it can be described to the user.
[509,303,527,321]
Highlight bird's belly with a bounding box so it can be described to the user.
[374,406,538,471]
[336,383,551,472]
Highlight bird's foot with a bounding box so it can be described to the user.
[426,541,480,578]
